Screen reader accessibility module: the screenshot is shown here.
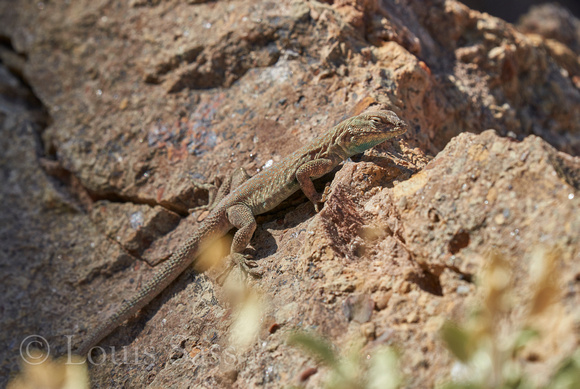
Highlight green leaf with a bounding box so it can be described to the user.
[548,349,580,389]
[441,382,483,389]
[367,347,401,389]
[440,322,474,363]
[287,332,338,368]
[512,328,540,355]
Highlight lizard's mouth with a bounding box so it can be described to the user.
[367,124,407,137]
[390,126,408,136]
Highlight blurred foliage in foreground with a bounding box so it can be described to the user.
[287,332,401,389]
[8,350,88,389]
[287,247,580,388]
[441,248,580,389]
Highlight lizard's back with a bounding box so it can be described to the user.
[222,128,341,215]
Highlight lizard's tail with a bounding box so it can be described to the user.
[76,227,215,356]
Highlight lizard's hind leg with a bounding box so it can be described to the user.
[216,203,261,284]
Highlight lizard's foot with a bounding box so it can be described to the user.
[188,185,218,214]
[313,186,331,212]
[216,253,262,285]
[321,184,331,202]
[188,177,224,214]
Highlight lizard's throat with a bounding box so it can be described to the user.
[348,136,390,156]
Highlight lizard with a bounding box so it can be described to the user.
[76,109,408,355]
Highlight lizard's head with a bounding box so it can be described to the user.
[339,110,408,156]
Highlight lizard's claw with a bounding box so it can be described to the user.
[216,253,262,285]
[188,204,209,214]
[313,186,331,212]
[321,185,331,202]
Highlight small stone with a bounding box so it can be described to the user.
[360,322,376,340]
[405,311,419,323]
[486,187,498,203]
[299,367,318,382]
[342,294,374,323]
[375,291,392,310]
[397,196,408,209]
[189,347,201,358]
[398,281,411,294]
[494,213,505,225]
[268,323,280,334]
[119,97,129,110]
[219,368,239,385]
[170,348,184,360]
[456,285,470,295]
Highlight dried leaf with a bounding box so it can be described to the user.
[528,247,561,317]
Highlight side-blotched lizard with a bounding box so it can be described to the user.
[77,110,407,355]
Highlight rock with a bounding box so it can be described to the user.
[90,201,180,257]
[1,0,579,388]
[342,293,374,323]
[517,3,580,54]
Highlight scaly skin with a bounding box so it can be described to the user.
[77,110,407,355]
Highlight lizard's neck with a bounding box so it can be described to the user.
[326,140,349,161]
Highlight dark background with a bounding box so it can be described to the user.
[460,0,580,22]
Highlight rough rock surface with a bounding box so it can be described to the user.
[0,0,579,387]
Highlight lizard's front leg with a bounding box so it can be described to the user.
[296,159,336,212]
[216,203,259,284]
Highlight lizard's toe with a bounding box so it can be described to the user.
[188,204,209,214]
[237,254,263,279]
[216,253,261,284]
[240,258,263,278]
